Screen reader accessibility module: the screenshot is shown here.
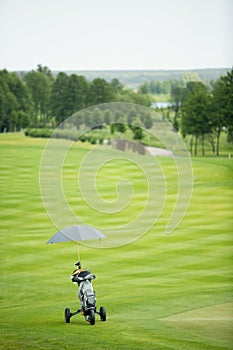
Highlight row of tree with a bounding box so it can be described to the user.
[138,71,216,95]
[1,64,232,156]
[131,69,233,155]
[0,65,151,132]
[171,70,233,155]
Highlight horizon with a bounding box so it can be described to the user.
[3,66,231,73]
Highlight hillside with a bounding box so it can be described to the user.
[57,68,231,88]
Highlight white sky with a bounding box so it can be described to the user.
[0,0,232,71]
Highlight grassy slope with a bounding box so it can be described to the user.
[0,133,232,350]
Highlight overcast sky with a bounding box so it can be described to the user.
[0,0,232,71]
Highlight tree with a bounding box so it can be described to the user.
[91,107,103,128]
[138,82,150,94]
[51,73,89,126]
[114,112,127,133]
[141,111,153,129]
[37,64,53,79]
[88,78,114,105]
[181,83,212,156]
[212,69,233,150]
[113,88,151,107]
[0,70,32,132]
[50,72,69,126]
[171,81,184,129]
[127,108,137,126]
[131,117,144,141]
[127,90,151,107]
[8,72,33,117]
[65,74,89,116]
[0,70,18,132]
[83,111,91,128]
[103,109,112,124]
[182,81,205,102]
[24,68,52,127]
[182,71,201,84]
[110,78,123,93]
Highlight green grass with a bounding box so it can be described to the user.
[0,133,232,350]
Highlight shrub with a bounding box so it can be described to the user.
[24,128,53,138]
[90,137,97,144]
[79,134,87,142]
[99,136,104,145]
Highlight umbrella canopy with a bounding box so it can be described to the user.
[46,225,105,244]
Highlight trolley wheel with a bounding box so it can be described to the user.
[89,309,95,325]
[100,306,106,321]
[64,308,71,323]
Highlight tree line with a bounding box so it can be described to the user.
[0,65,151,133]
[1,65,232,156]
[138,71,216,95]
[172,70,233,156]
[141,69,232,156]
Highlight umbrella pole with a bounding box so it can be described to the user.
[76,241,80,263]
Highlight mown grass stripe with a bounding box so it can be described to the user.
[0,133,232,350]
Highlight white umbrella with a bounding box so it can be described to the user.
[46,225,105,261]
[46,225,105,243]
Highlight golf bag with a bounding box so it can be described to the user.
[72,271,96,310]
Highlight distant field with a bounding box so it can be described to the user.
[0,133,232,350]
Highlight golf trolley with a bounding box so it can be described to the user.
[64,269,106,326]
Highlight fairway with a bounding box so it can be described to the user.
[0,133,233,350]
[161,303,233,347]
